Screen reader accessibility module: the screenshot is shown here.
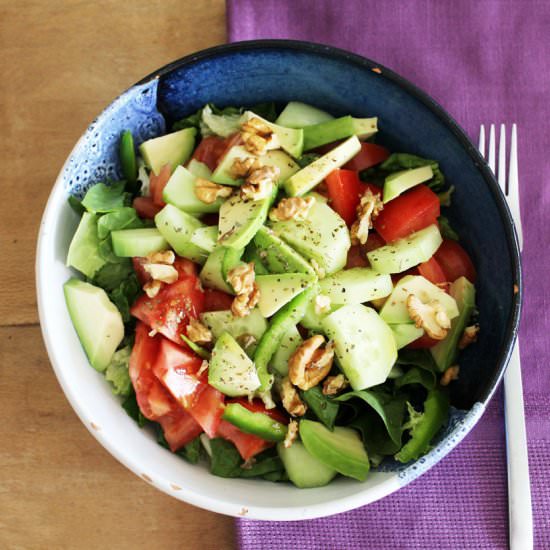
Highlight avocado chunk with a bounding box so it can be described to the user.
[302,115,378,151]
[222,402,287,441]
[111,228,168,258]
[379,275,459,325]
[154,204,207,264]
[383,166,434,203]
[367,224,443,274]
[319,267,393,306]
[275,101,334,128]
[270,196,351,275]
[186,158,212,180]
[299,420,370,481]
[221,247,246,290]
[139,128,196,175]
[64,279,124,372]
[162,165,225,214]
[199,247,234,293]
[66,212,106,278]
[208,332,261,397]
[253,226,316,276]
[284,136,362,197]
[218,192,273,250]
[430,276,476,371]
[277,440,337,488]
[269,324,303,377]
[190,226,218,254]
[390,323,425,349]
[322,304,397,391]
[255,273,317,317]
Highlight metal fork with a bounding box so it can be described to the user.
[479,124,532,550]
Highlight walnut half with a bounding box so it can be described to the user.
[288,335,335,391]
[194,178,233,204]
[269,196,315,222]
[240,165,279,201]
[350,189,383,245]
[186,318,213,345]
[280,377,307,417]
[406,295,451,340]
[322,374,349,396]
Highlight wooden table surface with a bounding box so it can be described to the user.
[1,1,237,548]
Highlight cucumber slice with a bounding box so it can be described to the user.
[303,116,377,151]
[383,166,433,203]
[139,128,196,175]
[390,323,424,349]
[199,247,233,293]
[379,275,459,325]
[255,273,316,317]
[162,165,224,214]
[111,228,168,258]
[367,224,443,274]
[260,149,301,182]
[277,440,337,488]
[221,247,245,288]
[190,226,218,253]
[319,267,393,305]
[275,101,334,128]
[321,304,397,390]
[284,136,362,197]
[269,325,303,377]
[299,420,369,481]
[223,403,287,441]
[300,285,337,331]
[430,277,476,371]
[209,332,261,397]
[66,212,106,278]
[64,279,124,372]
[270,196,351,275]
[186,159,212,179]
[154,204,207,264]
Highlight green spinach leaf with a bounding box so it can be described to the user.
[92,261,134,291]
[394,367,436,391]
[301,386,339,430]
[397,349,439,373]
[97,207,142,239]
[122,390,147,427]
[81,181,130,213]
[108,273,141,323]
[68,195,85,215]
[208,438,243,478]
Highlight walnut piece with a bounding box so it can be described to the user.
[350,189,384,245]
[458,324,480,350]
[143,279,162,298]
[186,318,213,345]
[231,156,262,179]
[288,335,335,391]
[227,262,256,295]
[283,420,299,449]
[241,117,277,155]
[237,333,257,351]
[322,374,349,396]
[314,294,332,315]
[194,178,233,204]
[406,295,451,340]
[269,196,315,222]
[143,263,179,284]
[147,250,175,264]
[241,116,273,137]
[440,365,460,386]
[240,165,280,201]
[280,377,307,417]
[231,284,260,318]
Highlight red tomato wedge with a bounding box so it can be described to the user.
[373,184,440,242]
[216,420,273,461]
[132,196,162,219]
[417,256,447,285]
[153,338,224,437]
[131,275,205,344]
[149,164,171,207]
[190,136,228,171]
[434,240,477,283]
[157,409,203,452]
[407,334,440,349]
[203,288,234,312]
[343,142,390,171]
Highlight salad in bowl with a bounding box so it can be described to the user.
[63,100,479,488]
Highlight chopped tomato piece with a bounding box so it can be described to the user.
[158,409,203,452]
[343,142,390,171]
[417,256,447,285]
[228,398,289,425]
[130,275,205,344]
[173,257,199,278]
[203,288,234,312]
[190,136,228,171]
[407,334,440,349]
[373,184,440,242]
[204,132,243,171]
[216,419,273,461]
[190,385,225,439]
[132,196,162,219]
[434,240,477,283]
[149,164,171,207]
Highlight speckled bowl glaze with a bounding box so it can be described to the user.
[36,40,521,520]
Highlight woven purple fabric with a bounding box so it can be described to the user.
[228,1,550,548]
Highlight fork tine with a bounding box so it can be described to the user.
[488,124,496,174]
[478,125,486,156]
[508,124,523,250]
[498,124,507,194]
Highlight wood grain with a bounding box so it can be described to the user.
[1,1,236,548]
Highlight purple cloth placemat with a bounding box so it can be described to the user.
[228,1,550,548]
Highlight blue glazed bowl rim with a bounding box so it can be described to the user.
[137,38,522,407]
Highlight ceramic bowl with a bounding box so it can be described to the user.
[36,40,521,520]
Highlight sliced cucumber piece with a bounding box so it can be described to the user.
[303,116,378,151]
[390,323,424,349]
[367,224,443,274]
[255,273,316,317]
[383,166,433,203]
[111,228,168,258]
[322,304,397,390]
[199,247,233,293]
[190,226,218,254]
[379,275,459,325]
[269,325,303,377]
[64,279,124,372]
[186,158,212,179]
[260,149,301,182]
[277,440,337,488]
[139,128,196,175]
[154,204,207,264]
[319,267,393,305]
[275,101,334,128]
[66,212,106,278]
[284,136,361,196]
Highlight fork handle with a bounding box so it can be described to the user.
[504,341,533,549]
